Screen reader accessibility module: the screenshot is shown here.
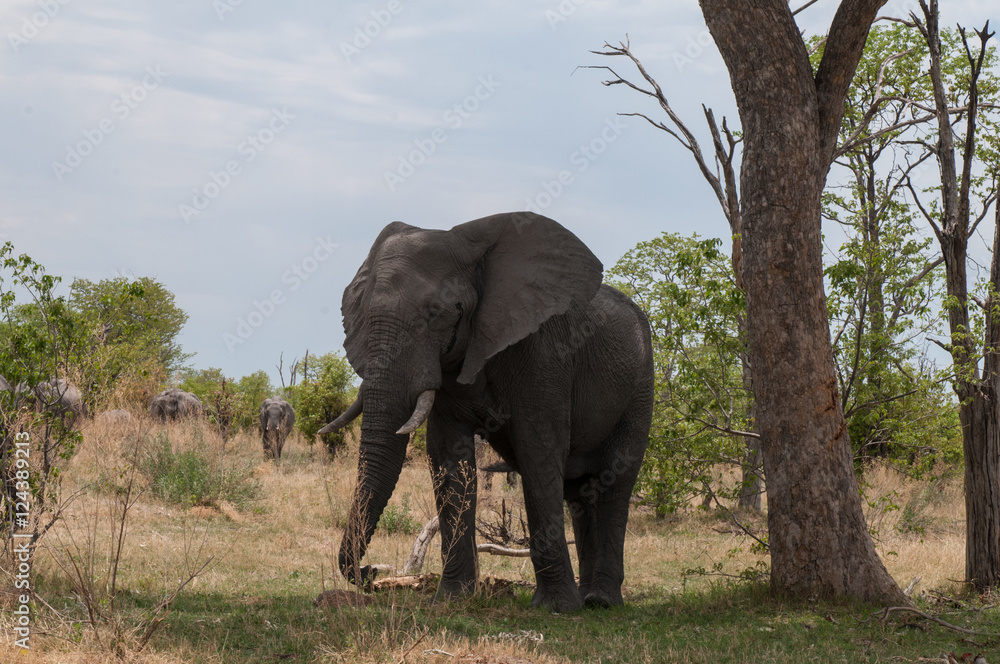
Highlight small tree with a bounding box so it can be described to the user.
[289,352,358,456]
[608,233,753,514]
[70,276,190,411]
[0,244,85,562]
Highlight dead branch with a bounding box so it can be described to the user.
[402,516,439,575]
[478,543,531,557]
[861,606,1000,637]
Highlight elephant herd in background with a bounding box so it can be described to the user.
[2,377,298,460]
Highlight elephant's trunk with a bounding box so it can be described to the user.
[338,389,410,583]
[339,316,440,583]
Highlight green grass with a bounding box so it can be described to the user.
[13,422,997,663]
[34,578,997,663]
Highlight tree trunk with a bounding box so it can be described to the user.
[700,0,905,602]
[737,334,762,512]
[961,204,1000,590]
[915,0,1000,591]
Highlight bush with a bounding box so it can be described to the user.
[288,352,358,455]
[139,432,261,508]
[377,493,418,535]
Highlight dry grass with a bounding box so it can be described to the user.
[0,416,979,663]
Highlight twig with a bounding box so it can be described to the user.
[395,633,427,664]
[861,606,1000,637]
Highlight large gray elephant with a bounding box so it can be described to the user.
[9,378,87,428]
[150,388,203,422]
[259,396,295,460]
[321,212,654,612]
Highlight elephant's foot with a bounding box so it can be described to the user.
[434,577,476,603]
[531,583,583,613]
[583,587,622,608]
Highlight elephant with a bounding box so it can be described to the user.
[150,388,203,422]
[98,409,133,426]
[259,396,295,460]
[11,378,87,428]
[319,211,654,612]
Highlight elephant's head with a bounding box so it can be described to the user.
[335,211,602,582]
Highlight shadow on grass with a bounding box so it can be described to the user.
[110,581,1000,664]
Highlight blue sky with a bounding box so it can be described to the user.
[1,0,995,383]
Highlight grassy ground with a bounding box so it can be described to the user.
[1,417,997,663]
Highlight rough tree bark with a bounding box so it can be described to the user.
[699,0,905,602]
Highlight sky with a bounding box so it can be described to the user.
[1,0,996,384]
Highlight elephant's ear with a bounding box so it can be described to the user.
[452,212,603,385]
[342,221,419,378]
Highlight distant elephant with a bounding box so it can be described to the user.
[259,397,295,460]
[150,388,203,422]
[13,378,87,428]
[320,212,654,612]
[98,409,133,426]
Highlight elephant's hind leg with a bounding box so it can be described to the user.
[574,422,647,607]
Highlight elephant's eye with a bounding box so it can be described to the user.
[455,302,463,312]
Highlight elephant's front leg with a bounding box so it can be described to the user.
[426,413,478,599]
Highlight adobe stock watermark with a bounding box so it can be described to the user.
[340,0,410,63]
[545,0,586,30]
[179,107,294,223]
[522,117,627,215]
[8,0,72,53]
[672,30,714,72]
[223,235,338,352]
[51,66,168,182]
[213,0,244,21]
[11,432,33,651]
[384,75,501,192]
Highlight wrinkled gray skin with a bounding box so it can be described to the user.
[10,378,87,428]
[98,409,132,426]
[150,388,203,422]
[328,212,654,612]
[259,397,295,460]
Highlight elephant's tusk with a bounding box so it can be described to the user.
[318,396,364,435]
[396,390,435,435]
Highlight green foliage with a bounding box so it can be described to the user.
[819,23,975,471]
[138,431,261,508]
[608,233,750,515]
[69,276,191,408]
[376,493,418,535]
[287,351,358,454]
[0,243,85,549]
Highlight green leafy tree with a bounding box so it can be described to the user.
[904,2,1000,590]
[0,243,84,558]
[813,24,962,469]
[236,370,274,429]
[69,277,190,373]
[68,276,191,411]
[288,352,358,456]
[608,233,751,515]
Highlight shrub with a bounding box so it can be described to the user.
[139,432,261,508]
[287,352,358,456]
[377,493,418,535]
